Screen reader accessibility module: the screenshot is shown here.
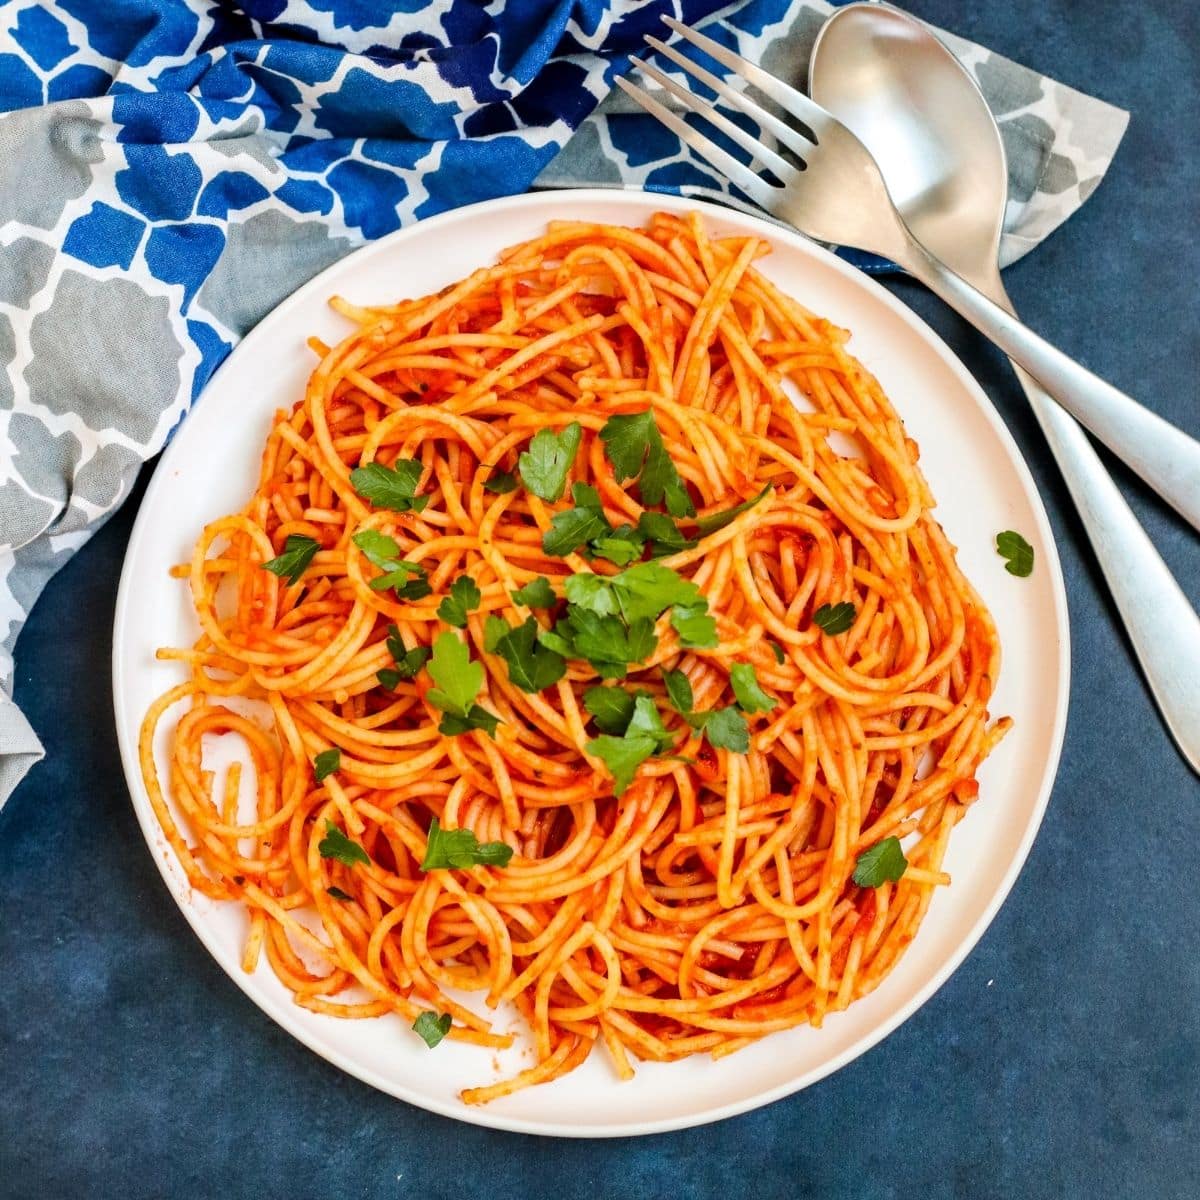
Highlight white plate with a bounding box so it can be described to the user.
[113,189,1069,1137]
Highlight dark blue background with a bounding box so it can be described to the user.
[2,1,1197,1196]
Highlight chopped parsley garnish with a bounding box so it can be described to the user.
[996,530,1034,577]
[586,695,681,795]
[519,422,582,502]
[262,534,320,586]
[482,468,518,494]
[729,663,777,714]
[412,1010,453,1048]
[350,458,429,513]
[487,616,567,693]
[326,885,354,902]
[376,625,429,690]
[625,694,676,752]
[768,640,786,664]
[437,575,482,628]
[318,819,370,867]
[566,561,704,625]
[852,836,908,887]
[662,668,694,714]
[599,410,695,518]
[813,602,856,636]
[637,511,698,557]
[351,529,431,600]
[542,482,612,557]
[686,706,750,753]
[695,484,772,536]
[425,631,501,738]
[590,525,644,567]
[586,730,659,796]
[510,576,557,609]
[313,748,341,781]
[420,816,514,870]
[670,603,717,649]
[539,607,656,680]
[583,685,637,735]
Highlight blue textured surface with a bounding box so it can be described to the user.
[2,0,1199,1195]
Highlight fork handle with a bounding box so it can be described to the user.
[895,239,1200,532]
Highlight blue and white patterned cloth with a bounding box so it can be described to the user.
[0,0,1129,803]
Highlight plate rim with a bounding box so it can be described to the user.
[112,186,1070,1137]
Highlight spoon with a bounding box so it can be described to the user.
[810,1,1200,773]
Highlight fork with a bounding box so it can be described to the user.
[617,17,1200,533]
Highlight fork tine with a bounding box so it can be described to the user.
[661,15,831,138]
[614,76,779,210]
[644,35,815,160]
[629,55,799,183]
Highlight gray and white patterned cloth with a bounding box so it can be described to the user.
[0,0,1129,807]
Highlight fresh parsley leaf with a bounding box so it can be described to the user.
[351,530,431,600]
[318,820,370,867]
[996,530,1034,577]
[350,459,428,513]
[519,422,582,502]
[687,706,750,753]
[662,668,694,714]
[583,686,636,735]
[489,617,567,693]
[671,602,717,649]
[424,634,500,737]
[352,528,402,568]
[563,571,620,617]
[590,525,645,567]
[637,511,698,557]
[586,733,659,797]
[377,669,402,689]
[384,626,429,680]
[510,576,557,608]
[482,469,518,494]
[413,1010,453,1048]
[813,602,856,635]
[313,748,341,781]
[768,640,786,665]
[420,816,514,870]
[695,484,772,536]
[483,615,509,653]
[626,694,676,752]
[438,705,501,739]
[600,410,695,518]
[326,885,354,902]
[262,534,320,586]
[729,663,777,714]
[545,608,657,679]
[612,562,704,624]
[542,482,612,557]
[437,575,482,628]
[852,836,908,887]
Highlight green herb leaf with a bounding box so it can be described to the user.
[384,626,429,680]
[482,469,518,494]
[352,528,402,568]
[996,530,1034,578]
[768,640,786,665]
[262,534,320,586]
[510,576,557,609]
[490,617,567,694]
[483,615,509,653]
[729,663,777,714]
[519,422,582,502]
[586,733,659,796]
[420,816,514,870]
[426,631,483,716]
[352,530,430,600]
[413,1010,453,1048]
[563,571,620,617]
[590,525,645,566]
[542,483,612,558]
[695,484,772,536]
[600,410,695,518]
[612,562,704,624]
[545,608,657,679]
[437,575,482,628]
[813,602,856,636]
[852,836,908,887]
[318,819,370,867]
[326,885,354,902]
[626,694,676,752]
[438,704,502,739]
[687,706,750,753]
[637,511,698,558]
[671,602,717,649]
[662,668,694,714]
[583,686,637,735]
[350,459,428,513]
[313,748,341,781]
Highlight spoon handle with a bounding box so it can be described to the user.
[1012,357,1200,774]
[895,240,1200,533]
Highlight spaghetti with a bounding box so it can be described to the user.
[140,213,1007,1103]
